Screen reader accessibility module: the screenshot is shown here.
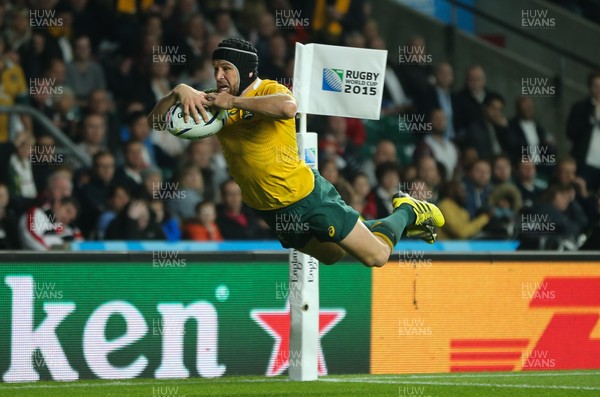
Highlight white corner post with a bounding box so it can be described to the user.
[289,112,319,381]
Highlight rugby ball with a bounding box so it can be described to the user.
[166,104,225,140]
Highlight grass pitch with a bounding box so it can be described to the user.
[0,370,598,397]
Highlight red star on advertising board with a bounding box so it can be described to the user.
[251,301,345,376]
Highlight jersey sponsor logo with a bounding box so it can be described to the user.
[328,226,335,237]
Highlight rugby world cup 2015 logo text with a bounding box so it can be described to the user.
[322,68,379,96]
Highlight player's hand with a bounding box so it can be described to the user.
[173,84,210,123]
[206,91,236,110]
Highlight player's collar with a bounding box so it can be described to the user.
[241,78,262,96]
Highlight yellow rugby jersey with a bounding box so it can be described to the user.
[0,60,27,142]
[218,79,314,210]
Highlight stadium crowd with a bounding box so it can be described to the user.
[0,0,599,251]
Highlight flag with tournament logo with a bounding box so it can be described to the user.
[293,43,387,120]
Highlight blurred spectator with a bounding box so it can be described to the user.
[105,198,166,240]
[437,180,490,240]
[167,164,205,222]
[369,36,413,116]
[29,58,70,136]
[342,30,366,48]
[216,179,269,240]
[177,57,214,91]
[345,118,367,147]
[363,161,401,219]
[5,7,31,53]
[204,33,225,56]
[143,12,164,45]
[484,183,522,239]
[207,10,243,39]
[552,157,597,223]
[415,156,442,203]
[362,18,380,44]
[260,33,288,81]
[48,5,74,63]
[18,196,83,251]
[253,11,276,62]
[362,139,397,186]
[70,0,102,47]
[0,183,20,249]
[0,37,29,142]
[566,70,600,191]
[181,138,228,201]
[407,179,433,202]
[127,110,175,169]
[76,113,107,158]
[553,157,589,199]
[96,184,131,240]
[65,35,106,106]
[135,61,173,114]
[401,35,434,107]
[318,116,362,179]
[141,166,163,201]
[515,160,545,208]
[413,109,458,181]
[454,64,496,135]
[454,147,479,182]
[176,13,207,77]
[420,62,456,140]
[402,163,418,183]
[30,134,63,192]
[519,184,586,250]
[311,0,367,45]
[508,96,555,170]
[18,31,62,82]
[491,154,513,186]
[581,187,600,250]
[163,0,201,47]
[350,172,371,218]
[30,74,56,120]
[183,200,223,241]
[51,87,80,141]
[77,151,116,238]
[319,158,355,204]
[45,57,68,86]
[463,93,513,161]
[86,88,119,151]
[106,51,136,103]
[39,169,75,208]
[118,100,145,142]
[8,133,38,207]
[113,140,148,195]
[464,159,493,218]
[149,200,181,242]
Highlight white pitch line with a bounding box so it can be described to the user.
[1,372,598,390]
[0,378,283,390]
[335,371,598,380]
[321,378,600,391]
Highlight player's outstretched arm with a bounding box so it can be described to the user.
[147,84,211,125]
[207,92,297,119]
